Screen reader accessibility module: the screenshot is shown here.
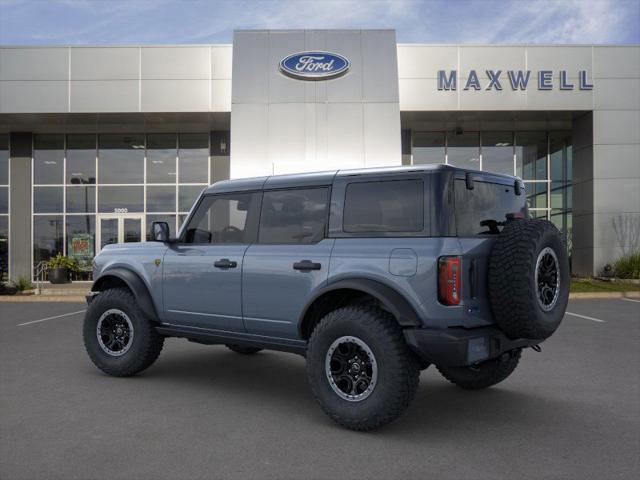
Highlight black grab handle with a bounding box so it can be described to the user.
[293,260,321,271]
[214,258,237,269]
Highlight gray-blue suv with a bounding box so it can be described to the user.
[83,165,569,430]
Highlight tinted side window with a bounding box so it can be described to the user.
[183,193,259,244]
[343,180,424,233]
[455,180,528,236]
[259,188,329,244]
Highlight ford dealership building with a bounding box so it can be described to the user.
[0,29,638,280]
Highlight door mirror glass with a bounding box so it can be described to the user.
[152,221,170,242]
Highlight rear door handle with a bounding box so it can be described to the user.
[293,260,321,271]
[214,258,237,269]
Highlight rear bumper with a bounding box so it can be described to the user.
[403,326,540,367]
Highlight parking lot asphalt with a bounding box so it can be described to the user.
[1,299,638,480]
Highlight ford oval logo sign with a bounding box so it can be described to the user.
[279,51,350,81]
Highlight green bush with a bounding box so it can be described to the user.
[614,250,640,279]
[47,253,78,272]
[14,276,34,292]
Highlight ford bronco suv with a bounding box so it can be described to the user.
[83,165,569,431]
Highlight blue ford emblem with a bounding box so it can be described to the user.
[279,51,350,81]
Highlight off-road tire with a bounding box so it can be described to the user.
[225,344,263,355]
[83,287,164,377]
[489,219,569,340]
[306,305,420,431]
[437,349,522,390]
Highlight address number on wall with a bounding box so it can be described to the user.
[114,208,129,214]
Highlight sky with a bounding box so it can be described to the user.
[0,0,638,45]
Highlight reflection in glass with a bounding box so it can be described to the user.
[123,218,142,243]
[146,185,176,212]
[550,132,572,182]
[98,186,143,213]
[100,218,118,249]
[0,134,8,185]
[147,134,177,184]
[66,186,96,213]
[0,187,7,214]
[0,216,7,280]
[34,135,64,185]
[516,132,547,180]
[66,215,95,273]
[34,215,64,265]
[482,132,514,175]
[146,214,176,241]
[66,134,96,184]
[526,182,548,209]
[179,185,204,212]
[98,134,144,184]
[34,187,63,213]
[447,132,480,170]
[412,133,445,164]
[179,133,209,183]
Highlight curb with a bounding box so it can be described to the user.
[0,295,87,303]
[569,291,640,299]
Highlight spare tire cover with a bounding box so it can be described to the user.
[488,219,569,340]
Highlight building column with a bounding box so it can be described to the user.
[9,132,32,280]
[571,113,594,276]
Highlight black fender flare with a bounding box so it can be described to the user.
[91,267,158,321]
[299,278,423,334]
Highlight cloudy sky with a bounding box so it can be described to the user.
[0,0,638,45]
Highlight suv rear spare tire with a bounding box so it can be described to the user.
[489,219,569,340]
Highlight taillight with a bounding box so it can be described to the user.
[438,256,461,306]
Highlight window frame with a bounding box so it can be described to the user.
[178,191,261,246]
[256,186,331,245]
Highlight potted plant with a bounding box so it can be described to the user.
[47,254,78,284]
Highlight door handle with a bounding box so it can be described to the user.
[293,260,321,271]
[214,258,237,269]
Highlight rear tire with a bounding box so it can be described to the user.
[437,350,521,390]
[306,305,419,431]
[83,288,164,377]
[225,344,262,355]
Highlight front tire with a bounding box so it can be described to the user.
[306,305,419,431]
[436,349,521,390]
[83,288,164,377]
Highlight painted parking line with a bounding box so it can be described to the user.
[621,298,640,304]
[17,310,86,327]
[565,311,605,323]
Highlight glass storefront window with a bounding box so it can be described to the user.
[0,187,7,214]
[66,215,95,276]
[34,135,64,185]
[66,185,96,213]
[447,132,480,170]
[33,215,64,266]
[179,185,204,212]
[34,186,63,213]
[178,133,209,183]
[147,134,177,184]
[516,132,547,180]
[482,132,514,175]
[98,186,144,213]
[66,134,96,184]
[412,132,445,164]
[98,134,144,184]
[550,131,572,183]
[147,185,176,213]
[0,216,7,280]
[0,134,8,185]
[526,182,548,209]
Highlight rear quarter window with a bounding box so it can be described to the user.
[455,179,527,236]
[343,179,424,233]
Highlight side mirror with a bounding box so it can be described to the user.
[152,221,170,243]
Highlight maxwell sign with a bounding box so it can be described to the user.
[280,52,350,80]
[437,70,593,91]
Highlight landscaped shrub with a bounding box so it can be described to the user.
[613,250,640,279]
